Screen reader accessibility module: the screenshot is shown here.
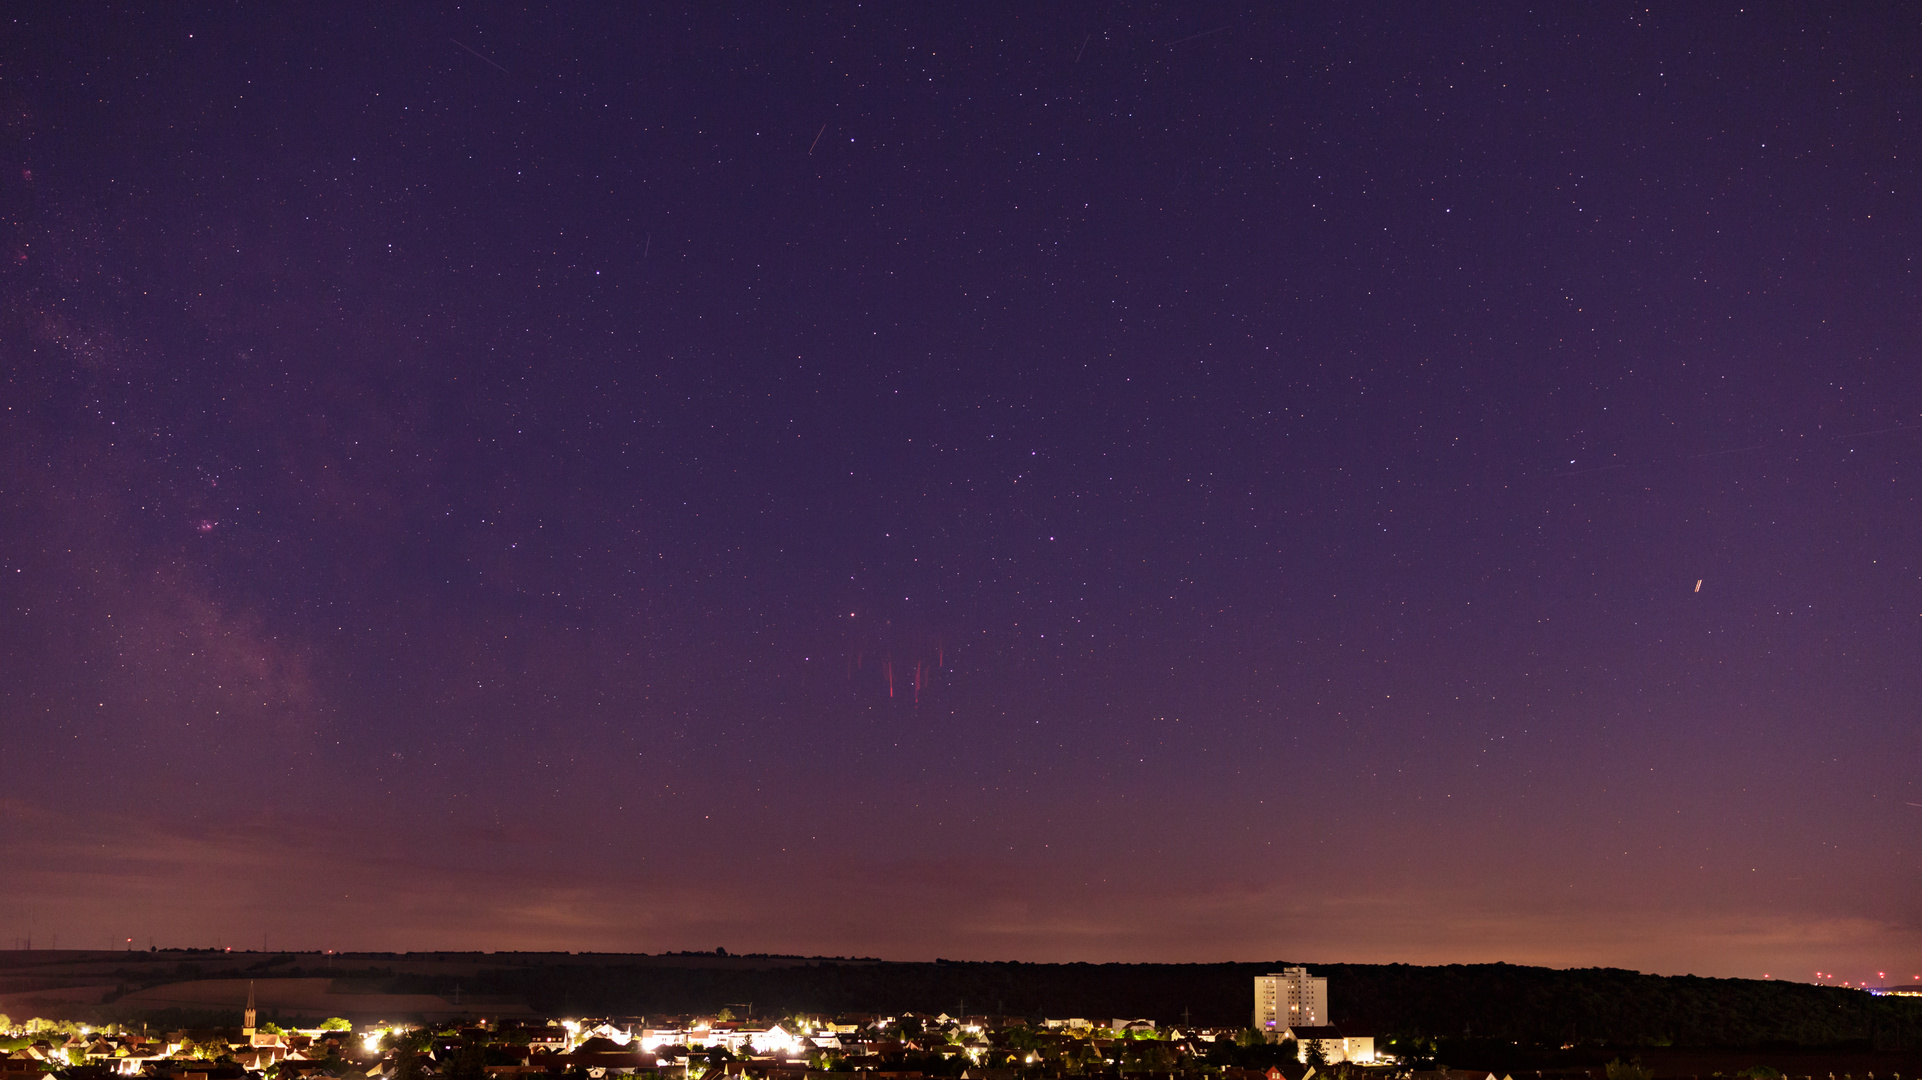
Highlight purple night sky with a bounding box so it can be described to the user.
[2,4,1918,983]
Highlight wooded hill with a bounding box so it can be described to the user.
[8,951,1917,1049]
[459,958,1920,1048]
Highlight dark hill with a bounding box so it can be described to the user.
[459,959,1915,1048]
[5,950,1914,1049]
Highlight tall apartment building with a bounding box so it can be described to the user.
[1254,967,1328,1032]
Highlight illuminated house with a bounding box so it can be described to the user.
[746,1023,800,1056]
[1254,967,1327,1034]
[1280,1026,1375,1065]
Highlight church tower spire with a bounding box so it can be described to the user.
[243,981,257,1038]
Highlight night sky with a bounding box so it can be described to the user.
[3,4,1919,983]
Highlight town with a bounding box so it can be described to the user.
[3,970,1397,1080]
[5,952,1916,1080]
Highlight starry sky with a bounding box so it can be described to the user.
[2,4,1918,982]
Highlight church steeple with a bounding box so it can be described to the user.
[243,981,257,1038]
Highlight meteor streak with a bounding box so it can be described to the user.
[450,38,509,74]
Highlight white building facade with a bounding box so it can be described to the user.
[1253,967,1328,1033]
[1283,1027,1375,1065]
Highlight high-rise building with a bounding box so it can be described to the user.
[1254,967,1327,1033]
